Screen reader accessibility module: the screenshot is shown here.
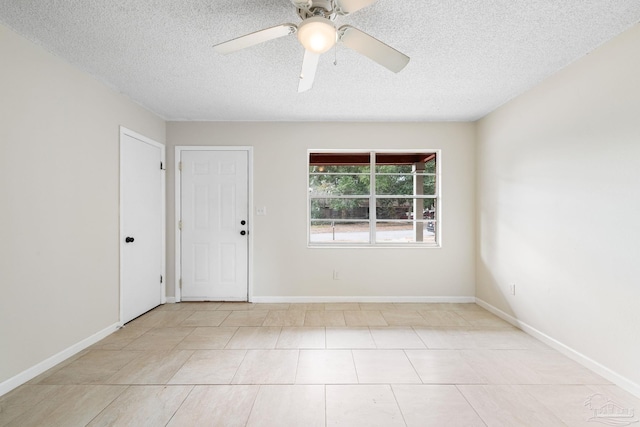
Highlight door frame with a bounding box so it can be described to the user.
[174,146,254,303]
[119,127,166,325]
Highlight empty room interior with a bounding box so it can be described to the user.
[1,1,639,426]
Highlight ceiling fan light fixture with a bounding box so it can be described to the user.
[297,17,336,54]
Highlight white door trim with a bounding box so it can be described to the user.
[175,146,254,303]
[119,127,166,325]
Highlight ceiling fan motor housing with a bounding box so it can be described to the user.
[311,0,333,11]
[297,0,336,20]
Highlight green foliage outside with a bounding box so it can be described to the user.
[309,165,436,220]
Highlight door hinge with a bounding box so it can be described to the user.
[178,220,182,230]
[179,279,183,289]
[160,161,165,170]
[160,275,163,284]
[178,161,182,171]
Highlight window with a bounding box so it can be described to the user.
[308,150,439,246]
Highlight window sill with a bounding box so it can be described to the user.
[308,243,441,249]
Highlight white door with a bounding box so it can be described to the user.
[180,149,249,301]
[120,129,164,323]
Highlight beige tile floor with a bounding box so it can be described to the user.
[1,302,639,426]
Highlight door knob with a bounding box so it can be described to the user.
[240,231,246,236]
[125,237,135,243]
[240,220,246,225]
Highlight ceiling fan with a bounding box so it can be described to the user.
[213,0,410,92]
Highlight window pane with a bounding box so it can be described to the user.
[424,156,436,174]
[423,175,436,196]
[309,165,370,174]
[311,199,369,220]
[375,164,413,174]
[310,221,370,243]
[375,153,436,173]
[375,198,436,220]
[424,199,437,220]
[375,173,413,195]
[375,174,436,196]
[309,173,370,196]
[375,221,437,244]
[375,198,413,220]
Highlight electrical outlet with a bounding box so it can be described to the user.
[509,284,516,296]
[256,207,267,216]
[333,270,339,280]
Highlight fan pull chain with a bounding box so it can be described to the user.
[333,43,338,66]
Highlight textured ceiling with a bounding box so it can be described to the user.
[1,1,639,121]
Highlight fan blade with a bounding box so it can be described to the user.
[335,0,377,14]
[213,24,297,54]
[339,25,409,73]
[298,50,320,93]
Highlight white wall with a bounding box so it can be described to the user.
[476,24,640,391]
[0,23,165,386]
[166,122,476,300]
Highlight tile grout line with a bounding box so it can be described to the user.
[243,384,261,427]
[403,349,425,384]
[83,384,131,426]
[163,384,197,427]
[324,384,328,427]
[412,326,431,349]
[293,348,302,385]
[389,384,410,427]
[350,350,360,384]
[454,384,490,427]
[228,348,249,385]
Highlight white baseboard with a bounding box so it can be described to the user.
[0,323,120,397]
[250,296,476,304]
[165,297,176,304]
[475,298,640,399]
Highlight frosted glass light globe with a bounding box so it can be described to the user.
[297,17,336,54]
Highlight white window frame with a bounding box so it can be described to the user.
[307,149,441,248]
